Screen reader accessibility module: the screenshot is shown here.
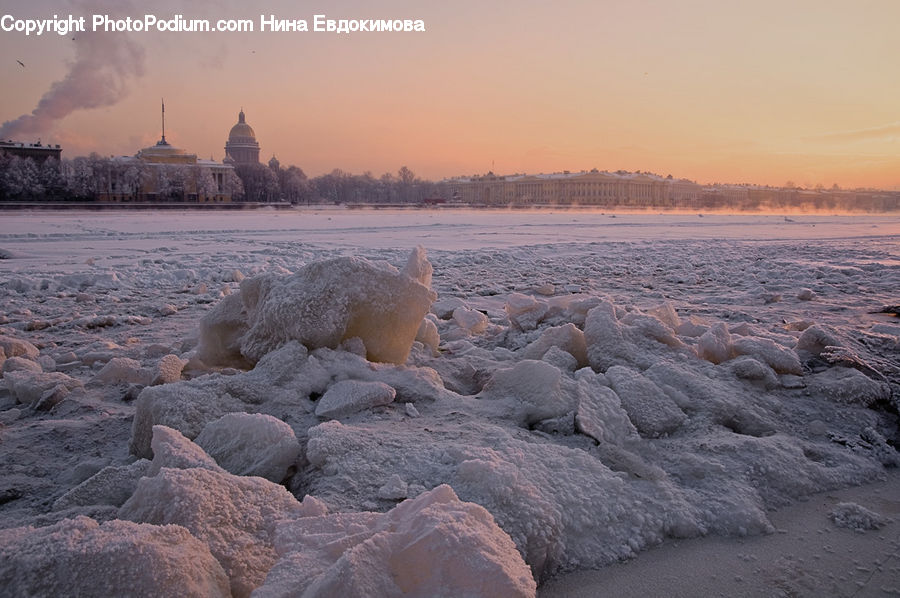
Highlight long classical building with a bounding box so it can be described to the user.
[224,109,260,165]
[440,170,900,211]
[98,111,237,202]
[442,170,703,208]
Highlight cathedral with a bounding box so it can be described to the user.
[224,109,260,165]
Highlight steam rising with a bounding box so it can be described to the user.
[0,32,145,139]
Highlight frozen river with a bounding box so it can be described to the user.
[0,208,898,597]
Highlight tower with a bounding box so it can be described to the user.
[224,109,260,165]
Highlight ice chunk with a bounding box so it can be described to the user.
[541,346,579,372]
[731,336,802,375]
[376,473,409,500]
[2,355,42,375]
[415,317,440,354]
[36,354,55,371]
[453,306,489,334]
[256,485,536,598]
[677,317,708,337]
[53,459,151,510]
[0,334,39,360]
[3,370,83,407]
[622,313,683,349]
[195,413,300,482]
[200,249,437,366]
[315,379,397,419]
[431,296,469,319]
[795,324,842,357]
[57,271,120,290]
[0,517,230,598]
[520,323,588,368]
[94,357,149,385]
[196,292,253,369]
[828,502,889,531]
[147,425,224,476]
[728,356,779,389]
[120,467,304,598]
[226,268,246,283]
[403,244,434,287]
[584,302,636,371]
[575,383,638,445]
[130,379,247,458]
[311,347,451,404]
[505,292,548,331]
[805,367,892,406]
[647,302,681,330]
[697,322,733,364]
[479,360,577,426]
[605,365,686,437]
[151,353,187,385]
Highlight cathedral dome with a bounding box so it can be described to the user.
[228,111,256,142]
[224,109,260,165]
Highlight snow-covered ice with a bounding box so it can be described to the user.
[0,208,898,596]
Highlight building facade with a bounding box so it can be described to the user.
[0,141,62,163]
[98,136,236,202]
[224,109,260,165]
[442,170,703,208]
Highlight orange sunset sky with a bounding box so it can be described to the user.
[1,0,898,189]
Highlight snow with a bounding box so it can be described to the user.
[147,425,224,476]
[53,459,150,511]
[2,355,42,374]
[120,466,303,598]
[0,516,231,598]
[1,208,899,596]
[520,323,588,367]
[315,379,397,419]
[453,306,490,334]
[197,247,436,366]
[539,473,900,597]
[194,412,301,482]
[150,353,187,385]
[605,365,687,437]
[0,334,40,360]
[94,356,148,385]
[828,501,890,531]
[256,484,536,598]
[3,370,83,408]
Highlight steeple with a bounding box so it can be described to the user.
[157,98,169,146]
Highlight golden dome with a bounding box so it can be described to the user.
[228,110,256,141]
[137,138,197,164]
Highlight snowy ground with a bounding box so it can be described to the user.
[0,208,898,596]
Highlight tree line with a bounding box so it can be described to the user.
[0,152,442,204]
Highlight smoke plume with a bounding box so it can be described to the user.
[0,31,145,140]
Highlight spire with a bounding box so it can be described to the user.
[159,98,168,145]
[238,108,245,124]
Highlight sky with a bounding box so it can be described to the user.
[1,0,899,189]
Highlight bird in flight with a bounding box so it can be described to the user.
[16,60,25,67]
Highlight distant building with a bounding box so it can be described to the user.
[442,170,703,208]
[224,109,260,165]
[97,104,236,202]
[0,140,62,164]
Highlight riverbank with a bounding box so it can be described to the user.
[0,202,294,211]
